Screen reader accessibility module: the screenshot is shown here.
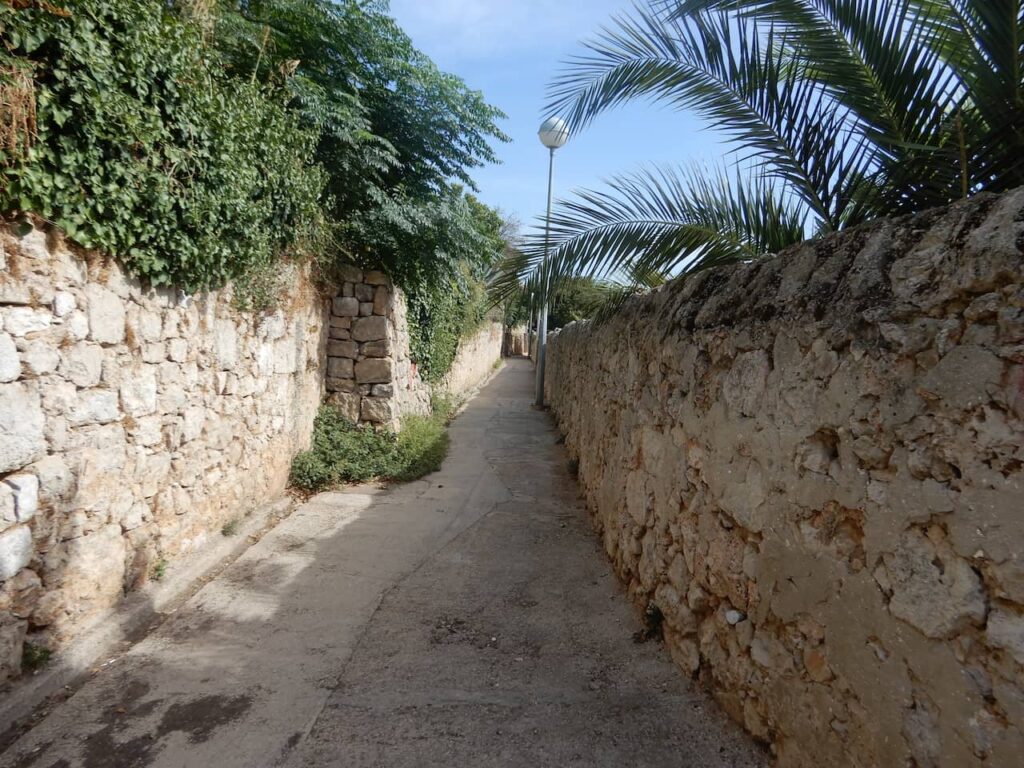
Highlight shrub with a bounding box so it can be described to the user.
[290,404,451,492]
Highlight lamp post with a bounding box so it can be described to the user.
[535,116,568,407]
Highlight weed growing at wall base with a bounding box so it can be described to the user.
[290,405,450,492]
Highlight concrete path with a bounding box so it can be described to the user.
[1,359,766,768]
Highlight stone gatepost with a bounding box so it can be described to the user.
[325,266,429,429]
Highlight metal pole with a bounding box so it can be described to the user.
[535,147,555,407]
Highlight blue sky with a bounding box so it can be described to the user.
[389,0,729,233]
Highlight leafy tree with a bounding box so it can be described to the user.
[494,0,1024,307]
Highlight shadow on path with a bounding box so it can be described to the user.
[1,359,766,768]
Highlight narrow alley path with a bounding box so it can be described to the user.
[1,359,765,768]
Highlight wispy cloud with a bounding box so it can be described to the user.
[390,0,627,61]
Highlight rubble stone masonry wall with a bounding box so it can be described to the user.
[0,224,325,682]
[544,189,1024,767]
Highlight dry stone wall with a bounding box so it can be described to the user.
[545,189,1024,767]
[440,321,503,397]
[324,267,429,429]
[0,224,324,683]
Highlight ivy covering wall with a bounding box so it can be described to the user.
[0,0,508,378]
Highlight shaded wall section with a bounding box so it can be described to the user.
[544,189,1024,767]
[0,224,324,682]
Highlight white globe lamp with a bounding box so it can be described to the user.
[538,117,569,150]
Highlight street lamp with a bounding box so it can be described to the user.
[535,116,568,407]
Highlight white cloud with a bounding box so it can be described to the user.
[389,0,627,61]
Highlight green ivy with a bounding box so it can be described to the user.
[0,0,323,291]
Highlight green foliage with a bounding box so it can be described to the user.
[0,0,323,291]
[21,642,52,673]
[151,558,169,581]
[0,0,508,299]
[289,404,450,492]
[496,0,1024,308]
[221,519,241,536]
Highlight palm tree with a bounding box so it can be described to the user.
[492,0,1024,308]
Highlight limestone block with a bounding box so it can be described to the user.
[327,340,358,359]
[0,383,46,473]
[352,316,388,342]
[0,525,32,580]
[370,383,393,397]
[372,286,390,315]
[360,396,394,424]
[885,532,985,639]
[329,315,352,329]
[58,342,101,387]
[3,307,51,337]
[85,284,125,344]
[182,406,206,443]
[355,358,393,384]
[273,339,299,374]
[328,326,351,341]
[336,264,362,284]
[0,333,20,382]
[361,339,391,358]
[326,378,358,394]
[167,338,188,363]
[327,392,360,422]
[3,473,38,522]
[30,455,74,506]
[359,302,373,317]
[354,283,374,302]
[68,389,120,427]
[327,357,354,380]
[214,319,237,370]
[53,291,76,317]
[332,297,359,317]
[120,366,158,417]
[364,270,389,286]
[987,608,1024,665]
[20,341,60,376]
[66,311,88,341]
[0,484,13,529]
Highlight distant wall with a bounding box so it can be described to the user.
[545,190,1024,767]
[440,321,503,398]
[0,224,324,682]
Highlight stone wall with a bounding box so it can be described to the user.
[324,267,429,429]
[440,320,503,397]
[0,224,324,682]
[544,190,1024,767]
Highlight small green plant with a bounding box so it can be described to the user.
[491,357,503,370]
[290,403,451,492]
[151,558,169,582]
[21,642,52,673]
[221,519,241,536]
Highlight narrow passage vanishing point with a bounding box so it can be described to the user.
[1,359,765,767]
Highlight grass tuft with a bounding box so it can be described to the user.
[21,643,51,673]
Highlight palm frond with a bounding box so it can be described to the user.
[489,165,807,309]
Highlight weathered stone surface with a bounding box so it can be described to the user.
[68,390,120,426]
[327,392,360,422]
[986,608,1024,665]
[0,525,32,580]
[355,358,393,384]
[0,225,324,680]
[327,340,358,359]
[335,264,363,284]
[364,270,389,286]
[0,618,27,684]
[373,285,390,315]
[361,339,391,358]
[0,333,20,382]
[332,296,359,317]
[4,473,38,523]
[544,190,1024,768]
[352,316,388,342]
[4,308,51,337]
[370,383,393,397]
[354,283,374,302]
[85,284,125,344]
[61,343,104,388]
[360,396,394,423]
[359,302,373,317]
[0,383,46,473]
[327,357,354,380]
